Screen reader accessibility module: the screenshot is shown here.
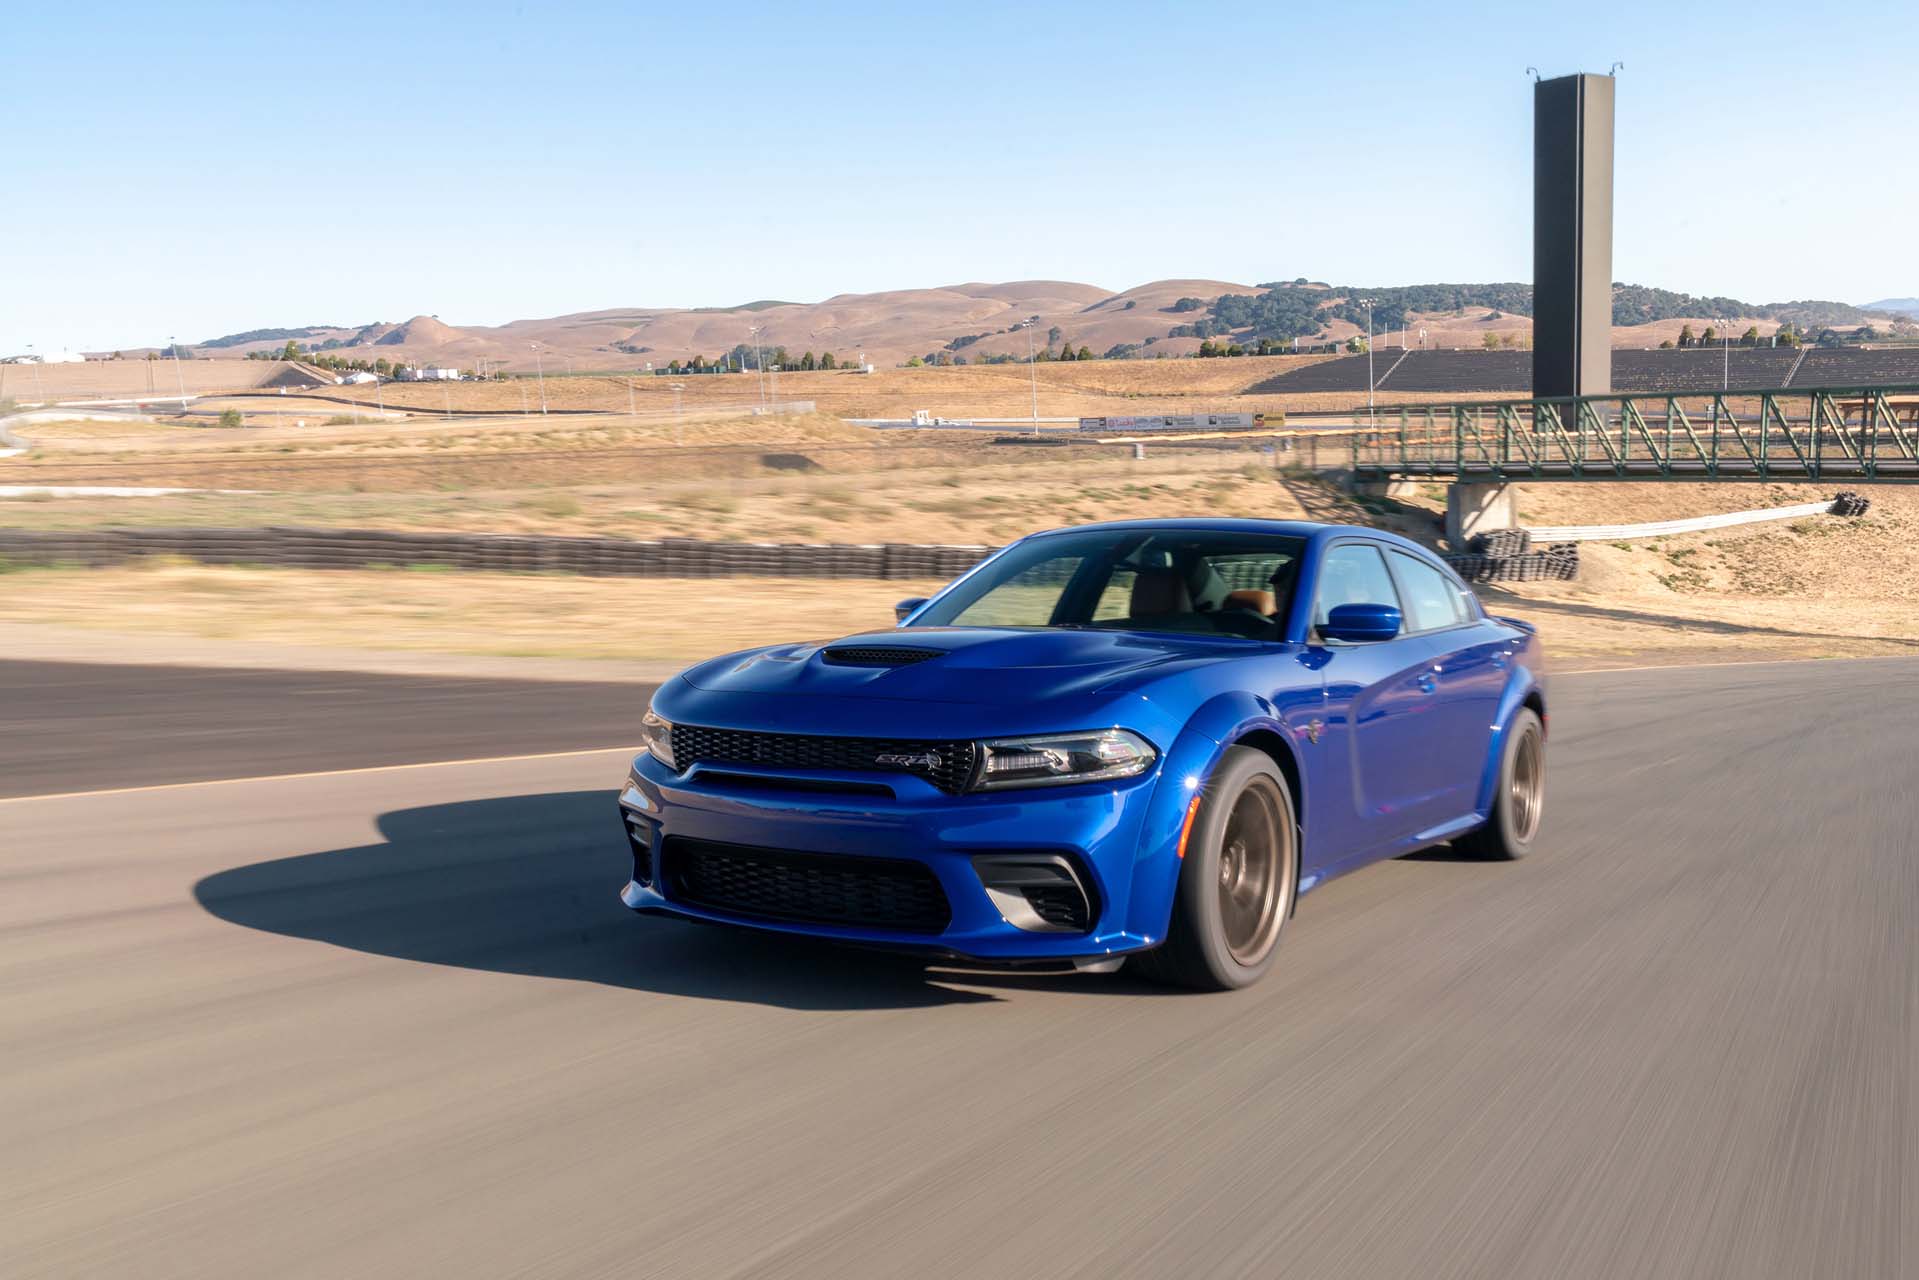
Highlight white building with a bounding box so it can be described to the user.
[340,371,379,385]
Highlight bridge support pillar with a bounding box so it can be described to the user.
[1445,482,1515,547]
[1350,478,1421,500]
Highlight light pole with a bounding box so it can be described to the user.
[1357,299,1377,425]
[749,326,766,404]
[1023,314,1040,434]
[1722,318,1732,391]
[531,343,547,414]
[168,336,185,403]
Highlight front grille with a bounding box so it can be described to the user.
[661,838,952,933]
[821,645,944,667]
[671,724,979,793]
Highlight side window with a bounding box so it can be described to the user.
[1451,578,1480,621]
[1389,551,1465,633]
[1312,544,1401,632]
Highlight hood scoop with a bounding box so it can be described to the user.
[820,645,945,668]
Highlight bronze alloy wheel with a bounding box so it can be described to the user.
[1509,720,1544,843]
[1215,775,1294,967]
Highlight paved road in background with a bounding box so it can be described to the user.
[4,657,1915,1277]
[0,660,656,797]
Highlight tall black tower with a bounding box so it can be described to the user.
[1532,73,1614,399]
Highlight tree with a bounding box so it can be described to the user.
[1659,339,1675,349]
[1346,336,1368,353]
[282,340,300,361]
[1742,326,1760,346]
[1076,345,1093,361]
[1198,340,1218,358]
[1701,326,1717,346]
[1677,324,1695,348]
[799,351,816,371]
[218,408,243,428]
[820,352,837,370]
[1168,296,1203,313]
[772,346,789,369]
[905,355,924,367]
[1482,332,1500,350]
[373,357,391,375]
[1225,344,1245,357]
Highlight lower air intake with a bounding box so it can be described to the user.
[661,838,952,934]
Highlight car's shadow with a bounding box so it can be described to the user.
[192,790,1175,1009]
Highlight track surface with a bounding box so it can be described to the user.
[0,660,654,797]
[4,658,1916,1277]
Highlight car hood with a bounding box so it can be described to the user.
[679,626,1260,705]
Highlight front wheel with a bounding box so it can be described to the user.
[1131,747,1299,990]
[1454,707,1545,860]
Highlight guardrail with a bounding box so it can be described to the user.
[1347,384,1919,482]
[0,526,995,580]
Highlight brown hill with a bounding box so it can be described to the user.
[375,315,470,347]
[184,279,1823,374]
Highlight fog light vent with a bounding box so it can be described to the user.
[972,854,1097,934]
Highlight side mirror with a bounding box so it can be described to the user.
[1320,602,1401,643]
[894,597,928,625]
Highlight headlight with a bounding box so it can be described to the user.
[640,708,676,770]
[973,728,1156,790]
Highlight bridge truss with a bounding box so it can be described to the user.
[1347,385,1919,483]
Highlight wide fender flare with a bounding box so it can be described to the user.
[1475,668,1546,816]
[1121,691,1300,943]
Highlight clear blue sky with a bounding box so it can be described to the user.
[5,0,1916,353]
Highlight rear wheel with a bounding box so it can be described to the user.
[1132,747,1298,990]
[1454,707,1545,860]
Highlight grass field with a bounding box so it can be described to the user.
[5,356,1914,673]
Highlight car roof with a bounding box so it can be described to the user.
[1022,517,1437,556]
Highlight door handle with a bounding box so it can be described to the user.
[1416,674,1438,694]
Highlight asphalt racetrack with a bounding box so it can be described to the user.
[3,656,1915,1277]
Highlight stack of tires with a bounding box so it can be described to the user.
[1831,492,1872,517]
[1444,529,1579,583]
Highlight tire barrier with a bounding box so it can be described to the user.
[0,526,996,582]
[1830,491,1872,517]
[1467,528,1532,558]
[1445,542,1579,584]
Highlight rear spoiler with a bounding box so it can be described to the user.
[1492,615,1537,634]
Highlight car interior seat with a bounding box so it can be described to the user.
[1129,567,1193,617]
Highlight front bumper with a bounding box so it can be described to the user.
[617,752,1189,962]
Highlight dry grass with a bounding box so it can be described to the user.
[1,551,1912,670]
[0,451,1332,543]
[326,358,1340,421]
[0,562,938,662]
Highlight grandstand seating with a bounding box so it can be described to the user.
[1789,348,1919,387]
[1246,346,1917,396]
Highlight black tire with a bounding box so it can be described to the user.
[1131,747,1299,991]
[1454,707,1545,860]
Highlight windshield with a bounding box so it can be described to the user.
[909,529,1307,640]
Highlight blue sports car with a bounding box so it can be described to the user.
[618,519,1546,989]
